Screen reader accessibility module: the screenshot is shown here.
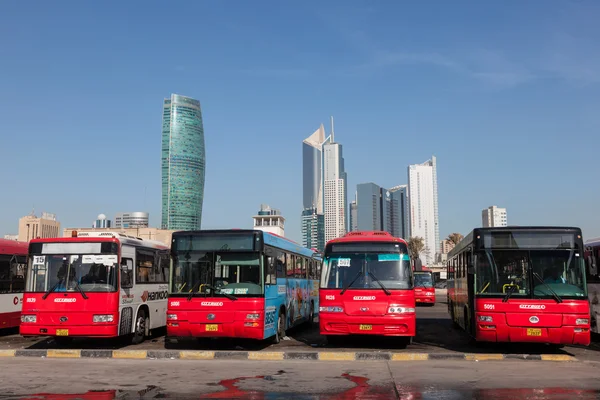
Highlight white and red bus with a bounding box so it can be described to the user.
[20,231,169,344]
[447,226,590,345]
[319,231,415,347]
[0,239,28,329]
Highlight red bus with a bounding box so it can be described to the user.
[319,231,415,347]
[413,270,435,306]
[447,226,590,345]
[0,239,28,329]
[20,231,169,344]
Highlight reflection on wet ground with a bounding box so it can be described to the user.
[3,375,600,400]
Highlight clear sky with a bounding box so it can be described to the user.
[1,1,599,244]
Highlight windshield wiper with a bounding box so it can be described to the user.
[42,279,64,300]
[532,271,562,303]
[502,285,517,303]
[187,282,238,301]
[72,281,88,300]
[340,271,363,295]
[368,272,391,295]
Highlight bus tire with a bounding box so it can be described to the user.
[132,308,147,345]
[272,311,285,344]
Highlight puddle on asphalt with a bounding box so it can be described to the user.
[2,380,600,399]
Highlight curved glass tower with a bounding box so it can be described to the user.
[161,94,206,230]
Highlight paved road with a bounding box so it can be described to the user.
[0,358,599,399]
[3,297,600,361]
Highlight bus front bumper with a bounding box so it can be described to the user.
[167,320,265,340]
[319,314,416,336]
[20,323,119,338]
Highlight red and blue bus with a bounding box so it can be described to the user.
[447,226,590,345]
[20,232,170,344]
[167,229,320,343]
[319,231,415,347]
[0,238,28,329]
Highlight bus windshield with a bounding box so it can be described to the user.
[321,251,412,290]
[475,249,586,299]
[414,272,434,288]
[27,253,118,293]
[171,251,263,296]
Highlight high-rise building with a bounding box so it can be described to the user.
[301,207,325,252]
[355,183,409,239]
[115,212,149,228]
[93,214,112,229]
[161,94,206,231]
[440,239,456,254]
[482,206,507,227]
[301,125,326,249]
[253,204,285,237]
[18,212,61,242]
[349,199,358,232]
[408,156,439,265]
[322,118,347,241]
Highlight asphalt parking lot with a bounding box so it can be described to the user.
[3,290,600,362]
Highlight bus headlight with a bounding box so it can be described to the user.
[167,314,178,320]
[246,313,260,320]
[425,292,434,296]
[319,306,344,313]
[478,316,493,322]
[93,315,114,323]
[21,315,36,323]
[576,319,589,325]
[388,307,415,314]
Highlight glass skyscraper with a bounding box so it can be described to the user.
[161,94,206,230]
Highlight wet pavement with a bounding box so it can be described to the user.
[3,296,600,362]
[1,358,600,399]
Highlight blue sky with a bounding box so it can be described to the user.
[1,1,599,244]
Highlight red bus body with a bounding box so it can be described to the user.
[0,238,28,329]
[413,270,436,306]
[20,233,169,342]
[319,231,416,344]
[447,227,590,346]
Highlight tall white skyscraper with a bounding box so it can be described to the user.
[322,117,347,242]
[482,205,507,227]
[408,156,439,265]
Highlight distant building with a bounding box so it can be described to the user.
[349,200,358,232]
[253,204,285,237]
[440,239,456,255]
[3,234,18,241]
[301,207,325,252]
[322,118,347,241]
[482,206,507,227]
[115,212,149,228]
[355,183,409,239]
[93,214,112,229]
[63,227,175,246]
[161,93,206,231]
[408,156,439,265]
[18,212,61,242]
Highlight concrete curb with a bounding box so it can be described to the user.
[0,349,578,362]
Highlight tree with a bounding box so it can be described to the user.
[407,236,425,260]
[446,232,464,245]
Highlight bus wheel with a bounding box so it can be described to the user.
[132,309,146,345]
[272,312,285,344]
[308,302,315,326]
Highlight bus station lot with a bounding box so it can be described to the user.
[3,293,600,362]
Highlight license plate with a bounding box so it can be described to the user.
[205,324,218,332]
[526,328,542,336]
[359,324,372,331]
[56,329,69,336]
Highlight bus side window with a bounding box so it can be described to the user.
[275,250,286,279]
[591,249,599,276]
[287,254,294,277]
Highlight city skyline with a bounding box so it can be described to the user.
[1,2,599,244]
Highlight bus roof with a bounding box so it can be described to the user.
[327,231,407,245]
[585,237,600,247]
[448,226,583,258]
[0,238,28,255]
[30,233,168,250]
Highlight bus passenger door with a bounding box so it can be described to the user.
[263,248,283,339]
